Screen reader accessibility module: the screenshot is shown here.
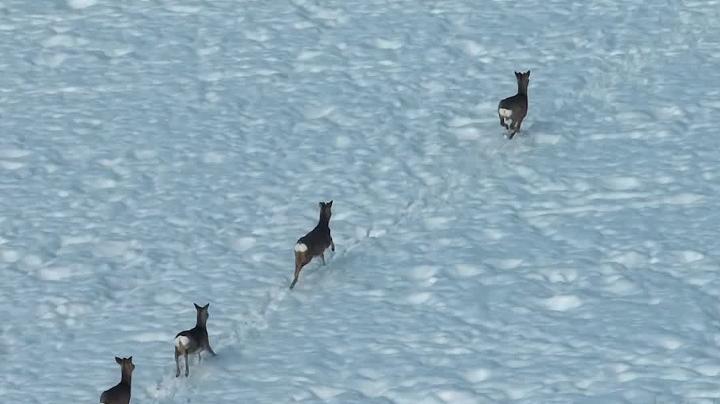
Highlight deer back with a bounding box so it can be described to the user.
[298,225,332,257]
[100,383,130,404]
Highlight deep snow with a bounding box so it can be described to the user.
[1,0,720,403]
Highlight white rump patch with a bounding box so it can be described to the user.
[175,336,190,348]
[498,108,512,118]
[294,243,308,253]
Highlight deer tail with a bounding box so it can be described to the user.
[175,335,190,350]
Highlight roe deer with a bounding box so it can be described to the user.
[99,356,134,404]
[498,70,530,139]
[174,303,216,377]
[290,200,335,289]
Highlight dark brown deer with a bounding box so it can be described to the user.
[99,356,134,404]
[498,70,530,139]
[290,201,335,289]
[174,303,216,377]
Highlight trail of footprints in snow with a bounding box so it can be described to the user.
[95,70,598,403]
[100,165,474,402]
[90,64,680,404]
[126,189,446,402]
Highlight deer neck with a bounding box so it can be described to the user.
[318,214,330,228]
[517,82,528,96]
[196,314,207,329]
[120,369,132,386]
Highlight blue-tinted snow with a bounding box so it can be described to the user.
[1,0,719,403]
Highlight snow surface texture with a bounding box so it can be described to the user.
[1,0,720,403]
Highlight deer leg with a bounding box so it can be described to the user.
[331,238,335,252]
[184,351,189,377]
[499,114,508,129]
[291,253,301,289]
[198,351,202,364]
[508,119,522,139]
[321,252,326,265]
[290,262,302,289]
[175,347,181,377]
[290,268,300,289]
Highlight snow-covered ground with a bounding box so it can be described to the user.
[2,0,720,402]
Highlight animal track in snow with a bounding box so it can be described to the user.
[542,295,583,311]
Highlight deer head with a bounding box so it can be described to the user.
[114,356,135,381]
[515,70,530,94]
[194,303,210,326]
[319,200,333,222]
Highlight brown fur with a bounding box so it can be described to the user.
[175,303,216,377]
[100,356,134,404]
[290,201,334,289]
[498,70,530,139]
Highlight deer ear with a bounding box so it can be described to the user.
[203,303,210,309]
[194,303,201,310]
[328,200,333,206]
[319,202,324,208]
[526,70,531,76]
[115,357,122,364]
[128,356,133,362]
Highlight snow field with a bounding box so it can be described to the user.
[0,0,719,403]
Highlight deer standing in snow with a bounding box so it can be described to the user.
[290,201,335,289]
[99,356,134,404]
[498,70,530,139]
[174,303,216,377]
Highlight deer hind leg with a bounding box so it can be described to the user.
[290,267,300,289]
[499,114,508,129]
[290,252,305,289]
[331,238,335,252]
[175,347,181,377]
[184,351,189,377]
[508,118,523,139]
[321,252,326,265]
